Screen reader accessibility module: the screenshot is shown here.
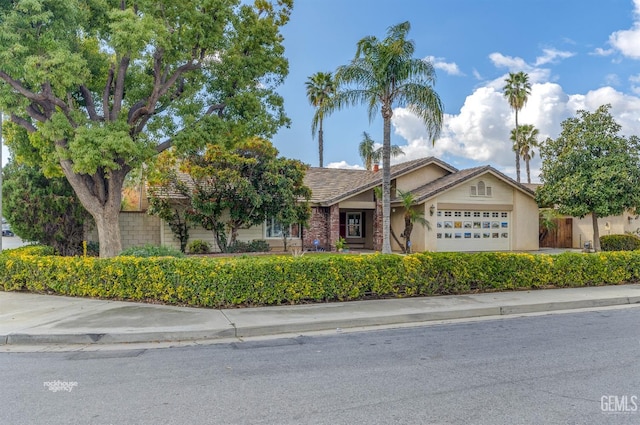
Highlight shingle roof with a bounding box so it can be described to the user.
[304,156,458,205]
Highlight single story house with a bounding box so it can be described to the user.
[131,156,538,253]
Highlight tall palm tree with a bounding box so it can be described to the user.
[306,72,335,168]
[329,21,443,253]
[358,131,404,170]
[397,190,430,253]
[510,124,539,184]
[503,71,531,183]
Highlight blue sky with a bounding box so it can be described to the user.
[272,0,640,182]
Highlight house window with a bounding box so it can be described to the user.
[265,218,300,239]
[470,180,492,197]
[346,212,362,238]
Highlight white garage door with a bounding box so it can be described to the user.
[435,210,510,252]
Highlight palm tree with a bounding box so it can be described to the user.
[510,124,539,184]
[329,21,443,253]
[503,71,531,183]
[397,190,430,253]
[358,131,404,170]
[306,72,335,168]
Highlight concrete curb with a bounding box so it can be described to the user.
[3,296,639,345]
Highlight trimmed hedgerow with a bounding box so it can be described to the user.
[1,250,639,308]
[600,234,640,252]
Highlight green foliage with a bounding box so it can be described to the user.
[600,234,640,251]
[227,239,271,253]
[187,240,211,255]
[0,0,293,257]
[164,138,310,253]
[2,160,92,256]
[2,251,640,308]
[335,237,348,251]
[119,244,184,258]
[537,105,640,251]
[329,21,443,253]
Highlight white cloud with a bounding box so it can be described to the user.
[609,0,640,58]
[326,161,364,170]
[534,48,575,66]
[488,53,529,71]
[605,73,621,86]
[390,81,640,183]
[591,47,614,56]
[424,56,464,76]
[472,68,483,80]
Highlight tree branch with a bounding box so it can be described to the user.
[79,85,100,121]
[103,64,114,120]
[10,114,37,133]
[111,55,130,120]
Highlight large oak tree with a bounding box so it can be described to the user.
[0,0,292,257]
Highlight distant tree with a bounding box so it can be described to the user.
[397,190,430,253]
[503,72,532,183]
[158,138,311,252]
[0,0,292,257]
[2,160,91,256]
[510,124,539,184]
[358,131,404,170]
[306,72,336,168]
[536,105,640,252]
[147,151,193,253]
[329,21,444,253]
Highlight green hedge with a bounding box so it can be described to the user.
[1,250,639,308]
[600,234,640,251]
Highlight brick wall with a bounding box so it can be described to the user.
[373,199,383,251]
[303,206,330,250]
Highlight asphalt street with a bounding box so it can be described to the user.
[2,306,639,425]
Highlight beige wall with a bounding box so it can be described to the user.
[395,164,449,193]
[571,211,639,248]
[511,190,539,250]
[86,212,161,251]
[160,220,302,253]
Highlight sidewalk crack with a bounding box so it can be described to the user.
[218,310,238,338]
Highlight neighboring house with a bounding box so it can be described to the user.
[103,156,540,253]
[531,182,640,249]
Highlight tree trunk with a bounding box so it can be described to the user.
[526,158,531,184]
[318,119,324,168]
[60,161,127,258]
[514,110,521,183]
[404,218,413,254]
[381,106,393,254]
[591,211,601,252]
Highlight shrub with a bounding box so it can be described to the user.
[226,239,270,253]
[2,251,640,308]
[3,244,56,257]
[600,234,640,251]
[119,244,185,258]
[248,239,270,252]
[187,240,211,254]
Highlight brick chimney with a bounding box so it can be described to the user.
[373,164,379,172]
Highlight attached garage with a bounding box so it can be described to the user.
[435,209,511,252]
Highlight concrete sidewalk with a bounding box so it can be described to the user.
[1,285,640,346]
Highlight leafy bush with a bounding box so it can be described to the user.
[187,240,211,254]
[3,244,57,257]
[226,239,270,253]
[119,244,185,258]
[2,251,640,308]
[248,239,270,252]
[600,234,640,251]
